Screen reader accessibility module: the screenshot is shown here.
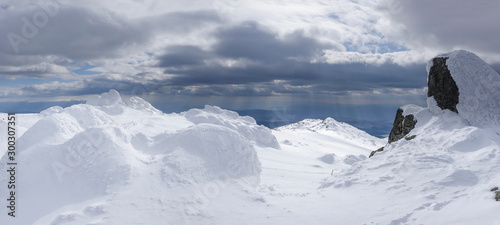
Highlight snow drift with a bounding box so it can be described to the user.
[0,90,277,224]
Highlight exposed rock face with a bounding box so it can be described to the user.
[427,50,500,126]
[427,57,459,113]
[369,147,384,158]
[371,50,500,158]
[492,187,500,201]
[370,107,418,157]
[388,108,417,143]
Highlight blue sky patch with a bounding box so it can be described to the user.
[71,63,101,75]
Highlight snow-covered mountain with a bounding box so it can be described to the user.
[275,117,385,150]
[1,50,500,225]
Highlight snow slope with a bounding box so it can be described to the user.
[320,104,500,224]
[272,117,385,175]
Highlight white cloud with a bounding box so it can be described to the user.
[378,0,500,63]
[1,0,499,106]
[322,49,439,66]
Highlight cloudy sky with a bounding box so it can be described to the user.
[1,0,500,134]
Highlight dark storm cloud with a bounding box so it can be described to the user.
[0,6,220,61]
[212,22,329,62]
[164,61,323,85]
[157,21,427,96]
[158,21,331,68]
[18,76,157,98]
[0,69,61,78]
[390,0,500,54]
[162,61,426,95]
[158,46,209,68]
[1,7,143,59]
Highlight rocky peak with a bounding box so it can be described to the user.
[388,108,417,143]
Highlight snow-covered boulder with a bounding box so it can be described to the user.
[427,50,500,126]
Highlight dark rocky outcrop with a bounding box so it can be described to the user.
[405,135,417,141]
[370,108,417,158]
[388,108,417,143]
[427,57,459,113]
[370,50,500,159]
[492,187,500,201]
[369,147,384,158]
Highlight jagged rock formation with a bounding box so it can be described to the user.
[369,147,384,158]
[371,49,500,157]
[492,187,500,201]
[388,108,417,143]
[369,107,417,157]
[427,57,459,113]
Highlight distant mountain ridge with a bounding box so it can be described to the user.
[236,108,395,138]
[275,117,385,150]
